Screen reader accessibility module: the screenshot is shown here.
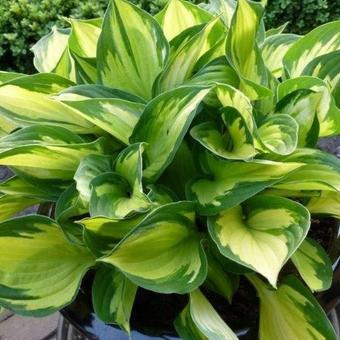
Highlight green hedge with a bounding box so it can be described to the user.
[1,0,339,73]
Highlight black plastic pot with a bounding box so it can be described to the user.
[57,221,340,340]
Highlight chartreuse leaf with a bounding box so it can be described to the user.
[0,215,95,316]
[291,237,332,292]
[301,50,340,94]
[272,149,340,191]
[0,195,41,222]
[68,18,102,83]
[55,95,145,145]
[79,215,143,257]
[31,27,75,81]
[0,137,110,180]
[0,74,95,133]
[131,86,210,182]
[187,152,302,215]
[100,202,207,294]
[0,125,84,149]
[156,18,224,93]
[256,114,298,155]
[247,274,337,340]
[89,144,151,219]
[307,191,340,218]
[175,306,207,340]
[226,0,271,99]
[262,34,300,78]
[146,184,176,206]
[189,290,238,339]
[97,0,169,100]
[155,0,213,41]
[56,84,145,102]
[74,154,113,202]
[283,20,340,78]
[277,77,340,139]
[92,266,137,333]
[208,195,310,286]
[0,176,56,201]
[191,83,256,161]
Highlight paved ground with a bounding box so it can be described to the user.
[0,310,59,340]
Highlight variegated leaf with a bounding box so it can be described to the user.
[0,137,111,180]
[155,0,213,41]
[79,216,142,257]
[31,27,75,81]
[256,114,298,155]
[226,0,271,98]
[156,18,224,93]
[0,195,41,222]
[262,34,300,78]
[277,76,340,139]
[187,151,302,215]
[200,0,236,27]
[55,94,145,144]
[0,215,95,316]
[208,195,310,286]
[131,86,210,182]
[188,289,238,339]
[271,149,340,192]
[283,20,340,78]
[247,274,337,340]
[74,154,113,202]
[97,0,169,99]
[306,191,340,219]
[100,202,207,294]
[89,144,151,219]
[291,237,332,292]
[301,50,340,95]
[92,266,137,333]
[0,74,95,133]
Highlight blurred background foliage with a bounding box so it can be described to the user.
[0,0,339,73]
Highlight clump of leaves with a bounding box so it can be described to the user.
[0,0,339,338]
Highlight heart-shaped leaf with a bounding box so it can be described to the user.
[208,195,310,286]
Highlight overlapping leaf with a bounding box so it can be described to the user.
[0,216,95,316]
[100,202,207,293]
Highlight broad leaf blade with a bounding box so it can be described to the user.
[97,0,169,99]
[283,20,340,78]
[247,274,337,340]
[156,0,213,41]
[208,195,310,286]
[0,215,95,316]
[100,202,207,294]
[291,237,332,292]
[187,152,302,215]
[131,86,210,182]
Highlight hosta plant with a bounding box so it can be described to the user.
[0,0,339,338]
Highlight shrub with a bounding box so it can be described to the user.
[0,0,339,339]
[0,0,108,73]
